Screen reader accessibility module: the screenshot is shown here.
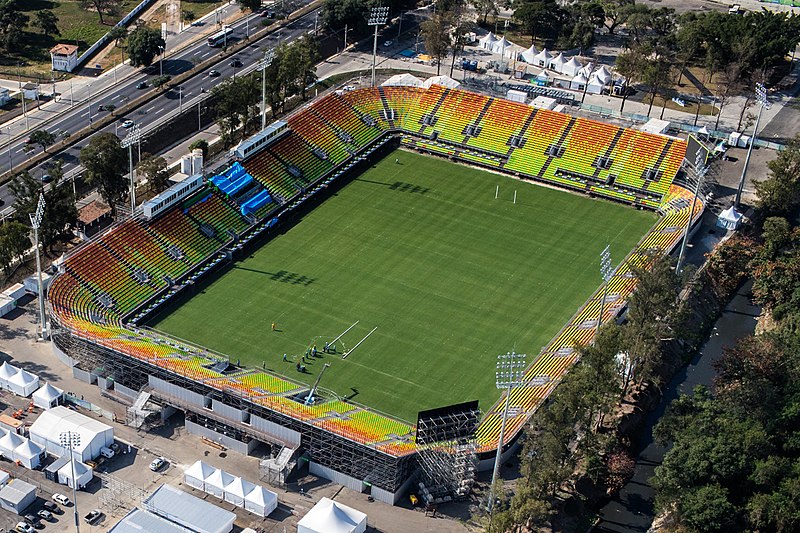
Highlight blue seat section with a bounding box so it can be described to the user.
[210,162,255,198]
[241,190,272,215]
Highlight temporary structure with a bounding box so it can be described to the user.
[29,406,114,462]
[423,75,460,89]
[381,73,424,88]
[549,53,567,72]
[533,48,552,68]
[478,32,498,50]
[570,72,589,91]
[8,369,39,397]
[0,362,19,391]
[297,497,367,533]
[0,431,24,458]
[717,206,743,230]
[223,477,247,506]
[562,57,583,76]
[490,36,512,57]
[184,460,215,491]
[205,468,235,499]
[594,65,612,84]
[587,73,607,94]
[57,459,93,489]
[244,484,278,517]
[579,62,595,78]
[32,383,63,409]
[13,439,43,469]
[520,44,538,63]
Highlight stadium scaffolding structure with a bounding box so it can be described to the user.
[47,85,704,504]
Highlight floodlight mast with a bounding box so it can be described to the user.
[677,151,708,273]
[488,351,526,515]
[596,244,614,334]
[305,363,330,405]
[59,431,81,533]
[29,193,47,340]
[260,49,276,131]
[368,7,389,87]
[735,82,770,208]
[122,126,142,213]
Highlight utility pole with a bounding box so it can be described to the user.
[368,6,389,87]
[734,82,770,209]
[29,194,47,341]
[260,48,276,131]
[344,24,348,49]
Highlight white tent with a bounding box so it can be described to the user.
[520,44,538,63]
[244,484,278,517]
[184,460,215,491]
[7,369,39,397]
[381,73,424,88]
[205,468,235,499]
[29,406,114,463]
[579,62,595,78]
[32,383,63,409]
[536,70,550,83]
[587,73,606,94]
[57,460,93,489]
[490,36,512,56]
[562,57,583,76]
[549,53,567,72]
[297,498,367,533]
[0,431,24,458]
[13,439,43,469]
[0,362,18,391]
[223,477,247,506]
[717,206,742,230]
[423,75,460,89]
[570,72,589,91]
[478,32,498,50]
[533,48,552,67]
[594,65,612,84]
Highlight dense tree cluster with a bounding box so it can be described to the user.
[127,26,166,68]
[80,133,128,211]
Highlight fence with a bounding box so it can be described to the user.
[73,0,157,72]
[64,392,116,421]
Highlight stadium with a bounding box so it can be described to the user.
[47,82,701,504]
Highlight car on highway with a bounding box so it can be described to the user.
[230,59,243,67]
[121,119,135,128]
[53,493,71,506]
[149,456,167,471]
[136,81,148,89]
[208,69,221,77]
[40,174,53,183]
[261,9,276,18]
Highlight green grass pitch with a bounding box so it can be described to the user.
[152,150,656,421]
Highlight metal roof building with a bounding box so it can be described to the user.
[108,508,194,533]
[143,484,235,533]
[0,479,36,514]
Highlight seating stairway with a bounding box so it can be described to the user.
[430,89,488,144]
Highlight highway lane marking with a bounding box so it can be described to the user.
[201,51,211,58]
[80,112,89,117]
[146,105,156,112]
[155,108,165,114]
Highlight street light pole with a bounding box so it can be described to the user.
[87,83,93,126]
[29,194,47,341]
[488,351,526,515]
[735,82,770,209]
[122,126,142,213]
[59,431,81,533]
[260,48,275,131]
[368,7,389,87]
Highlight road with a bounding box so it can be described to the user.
[0,1,320,216]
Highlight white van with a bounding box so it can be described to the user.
[99,447,115,459]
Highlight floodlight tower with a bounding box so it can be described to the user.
[735,82,770,209]
[29,193,47,340]
[305,363,331,405]
[122,125,142,213]
[488,351,526,514]
[59,431,81,533]
[596,244,614,334]
[368,6,389,87]
[677,151,708,273]
[260,48,276,131]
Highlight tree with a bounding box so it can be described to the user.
[127,26,166,68]
[9,166,76,251]
[29,130,56,153]
[0,221,30,275]
[600,0,634,35]
[421,14,450,75]
[188,139,209,159]
[754,137,800,217]
[321,0,371,35]
[81,0,116,25]
[0,1,29,51]
[108,25,128,47]
[36,10,60,37]
[80,133,128,211]
[239,0,263,12]
[152,75,171,90]
[182,10,196,25]
[473,0,498,25]
[137,155,169,192]
[212,74,260,144]
[514,0,565,44]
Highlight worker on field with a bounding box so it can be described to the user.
[271,322,276,331]
[283,353,287,362]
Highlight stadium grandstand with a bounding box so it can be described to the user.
[48,83,701,504]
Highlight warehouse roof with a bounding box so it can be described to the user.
[142,484,235,533]
[108,508,193,533]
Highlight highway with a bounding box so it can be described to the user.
[0,2,320,215]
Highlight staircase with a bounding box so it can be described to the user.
[461,98,494,144]
[503,109,538,160]
[377,86,396,129]
[417,88,451,136]
[536,117,577,180]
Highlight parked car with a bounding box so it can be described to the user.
[43,501,61,514]
[383,40,393,47]
[37,510,53,521]
[15,522,33,533]
[208,69,221,77]
[121,119,135,128]
[84,509,102,525]
[149,456,167,471]
[53,493,71,506]
[22,515,42,529]
[136,81,148,89]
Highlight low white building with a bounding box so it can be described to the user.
[32,383,63,409]
[50,44,79,72]
[0,87,10,107]
[29,406,113,463]
[0,479,35,514]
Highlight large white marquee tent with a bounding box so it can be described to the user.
[29,406,113,462]
[297,498,367,533]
